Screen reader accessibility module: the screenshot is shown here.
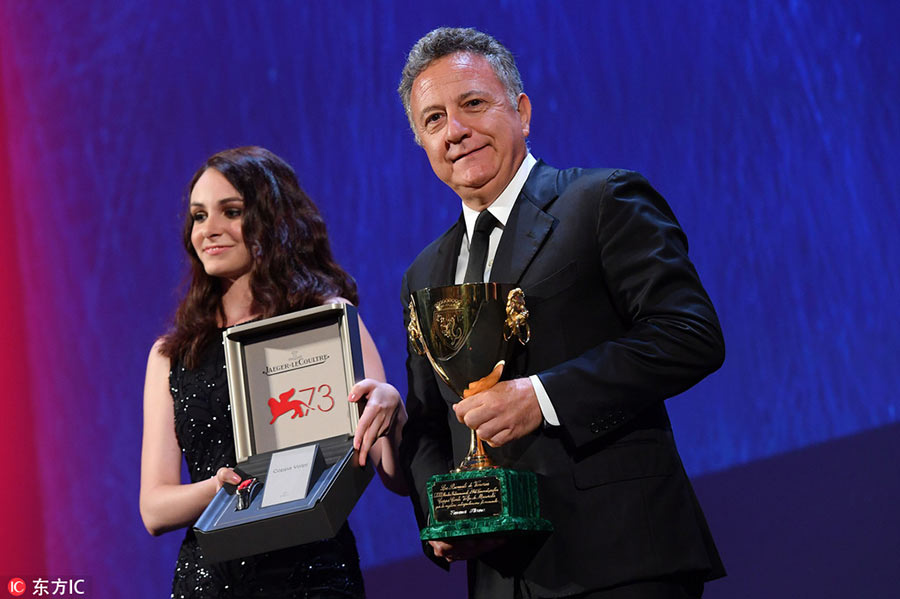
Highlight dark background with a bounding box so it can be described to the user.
[1,1,897,597]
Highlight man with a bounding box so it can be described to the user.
[398,27,725,598]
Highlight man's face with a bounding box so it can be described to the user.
[409,52,531,208]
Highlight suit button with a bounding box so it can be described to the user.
[590,422,601,434]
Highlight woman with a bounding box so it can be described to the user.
[140,146,406,598]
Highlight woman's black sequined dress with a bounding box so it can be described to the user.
[169,340,365,598]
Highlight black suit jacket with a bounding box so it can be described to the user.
[400,161,726,597]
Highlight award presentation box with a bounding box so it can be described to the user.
[194,304,373,563]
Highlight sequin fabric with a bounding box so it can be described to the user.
[169,340,365,598]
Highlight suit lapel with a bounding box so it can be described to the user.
[490,161,559,284]
[430,214,466,287]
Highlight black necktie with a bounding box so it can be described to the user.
[464,210,499,283]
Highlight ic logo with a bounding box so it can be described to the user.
[8,578,26,597]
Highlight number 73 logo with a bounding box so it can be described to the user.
[268,385,335,424]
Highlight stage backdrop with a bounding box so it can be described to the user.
[1,1,897,597]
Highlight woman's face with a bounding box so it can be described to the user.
[189,168,252,281]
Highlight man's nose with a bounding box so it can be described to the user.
[445,111,471,144]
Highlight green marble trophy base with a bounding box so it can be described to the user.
[420,468,552,541]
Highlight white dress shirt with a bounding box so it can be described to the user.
[454,153,560,426]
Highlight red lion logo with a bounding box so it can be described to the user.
[267,388,311,424]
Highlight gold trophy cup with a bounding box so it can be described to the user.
[408,283,551,540]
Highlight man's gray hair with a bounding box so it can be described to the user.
[398,27,524,144]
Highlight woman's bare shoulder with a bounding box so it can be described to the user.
[147,337,171,368]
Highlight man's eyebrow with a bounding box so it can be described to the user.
[458,89,488,101]
[417,90,489,122]
[417,103,442,121]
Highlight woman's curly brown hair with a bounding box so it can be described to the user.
[160,146,358,368]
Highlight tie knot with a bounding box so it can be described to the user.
[473,210,498,235]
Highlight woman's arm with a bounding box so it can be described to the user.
[139,340,241,536]
[350,317,408,496]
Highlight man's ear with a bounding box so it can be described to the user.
[517,93,532,138]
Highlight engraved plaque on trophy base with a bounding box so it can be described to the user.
[421,468,551,540]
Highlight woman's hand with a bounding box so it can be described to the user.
[349,379,405,467]
[214,467,242,492]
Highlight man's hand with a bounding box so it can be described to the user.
[452,378,543,447]
[428,537,506,562]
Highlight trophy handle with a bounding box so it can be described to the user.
[504,288,531,345]
[408,297,454,387]
[407,298,427,356]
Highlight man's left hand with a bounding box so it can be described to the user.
[428,537,505,563]
[452,378,542,447]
